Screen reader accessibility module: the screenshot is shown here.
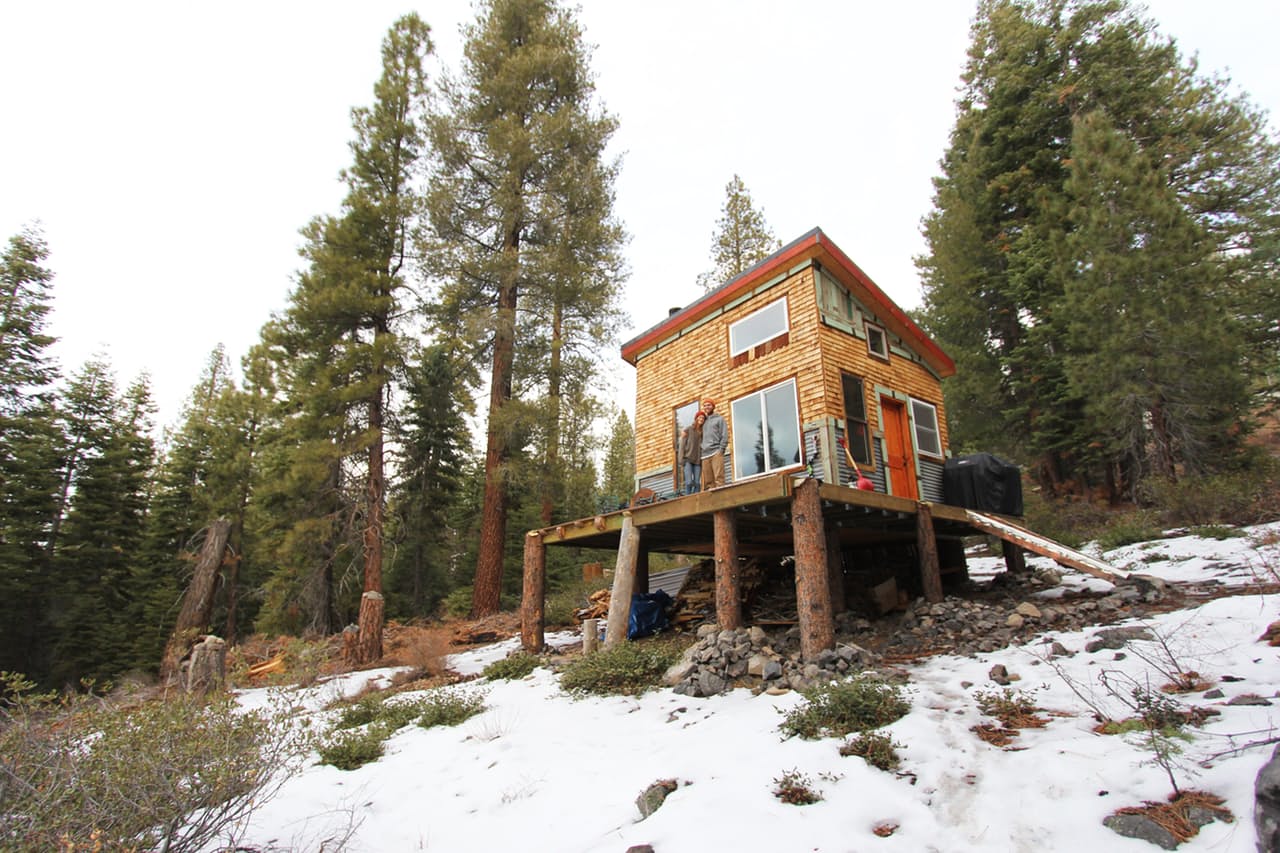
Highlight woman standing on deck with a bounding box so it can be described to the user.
[681,411,706,494]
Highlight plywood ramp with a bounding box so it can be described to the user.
[965,510,1127,583]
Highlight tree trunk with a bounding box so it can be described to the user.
[160,519,231,682]
[713,510,742,630]
[353,390,386,665]
[473,235,520,618]
[540,304,563,527]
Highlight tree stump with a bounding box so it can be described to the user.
[185,635,227,694]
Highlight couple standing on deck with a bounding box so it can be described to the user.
[680,400,728,495]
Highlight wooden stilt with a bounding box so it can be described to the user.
[713,509,742,630]
[791,479,834,661]
[637,538,650,596]
[826,524,845,616]
[520,531,546,652]
[917,502,943,604]
[605,514,640,646]
[1004,543,1027,574]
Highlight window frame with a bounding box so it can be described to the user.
[729,378,803,481]
[840,372,873,468]
[865,321,890,361]
[728,296,789,358]
[910,397,943,460]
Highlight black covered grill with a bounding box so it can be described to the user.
[943,453,1023,516]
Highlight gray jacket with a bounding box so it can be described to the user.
[700,412,727,457]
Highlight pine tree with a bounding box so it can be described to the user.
[49,365,155,686]
[385,344,472,618]
[425,0,626,617]
[918,0,1280,498]
[1061,110,1246,491]
[698,174,780,291]
[263,15,433,660]
[600,408,634,508]
[0,228,62,677]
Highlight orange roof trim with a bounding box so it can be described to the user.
[619,228,955,377]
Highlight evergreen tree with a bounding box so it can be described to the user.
[698,174,780,291]
[133,344,261,666]
[262,15,433,660]
[425,0,626,617]
[600,408,634,507]
[0,228,62,677]
[1060,109,1247,494]
[918,0,1280,499]
[385,344,471,618]
[49,365,155,685]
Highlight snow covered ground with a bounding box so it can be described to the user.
[222,523,1280,852]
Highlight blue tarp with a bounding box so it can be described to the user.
[627,589,674,640]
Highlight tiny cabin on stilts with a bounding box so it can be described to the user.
[519,229,1122,658]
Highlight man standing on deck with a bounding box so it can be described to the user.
[700,400,728,489]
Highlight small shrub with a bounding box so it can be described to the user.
[1096,511,1163,551]
[1187,524,1244,541]
[778,675,910,740]
[559,640,684,697]
[441,586,474,619]
[839,730,903,770]
[317,724,387,771]
[417,687,486,729]
[772,768,822,805]
[973,688,1048,728]
[331,690,427,732]
[0,673,309,852]
[483,652,541,681]
[1142,464,1271,527]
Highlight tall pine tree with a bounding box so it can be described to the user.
[425,0,626,617]
[0,228,62,677]
[263,15,433,660]
[918,0,1280,499]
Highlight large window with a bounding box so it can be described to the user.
[729,297,788,357]
[840,373,872,466]
[910,398,942,458]
[731,379,801,479]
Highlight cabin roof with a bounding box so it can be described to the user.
[619,227,955,377]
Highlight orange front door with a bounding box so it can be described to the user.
[880,397,918,500]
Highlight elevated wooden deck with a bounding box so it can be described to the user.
[520,472,1120,659]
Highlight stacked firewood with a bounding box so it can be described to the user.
[574,588,611,623]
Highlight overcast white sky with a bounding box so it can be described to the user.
[2,1,1278,429]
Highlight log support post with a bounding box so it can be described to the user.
[713,509,742,630]
[520,531,546,652]
[1004,543,1027,574]
[637,538,650,596]
[826,524,845,616]
[605,514,640,646]
[917,502,944,604]
[791,478,834,661]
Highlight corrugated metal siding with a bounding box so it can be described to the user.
[647,564,692,598]
[638,469,675,498]
[919,458,945,502]
[832,428,887,492]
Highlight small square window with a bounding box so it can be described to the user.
[865,322,889,361]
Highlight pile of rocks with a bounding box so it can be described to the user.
[664,623,883,697]
[662,569,1175,697]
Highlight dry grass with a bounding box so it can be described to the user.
[1113,790,1234,843]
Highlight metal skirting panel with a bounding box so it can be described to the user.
[919,458,945,503]
[647,564,693,598]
